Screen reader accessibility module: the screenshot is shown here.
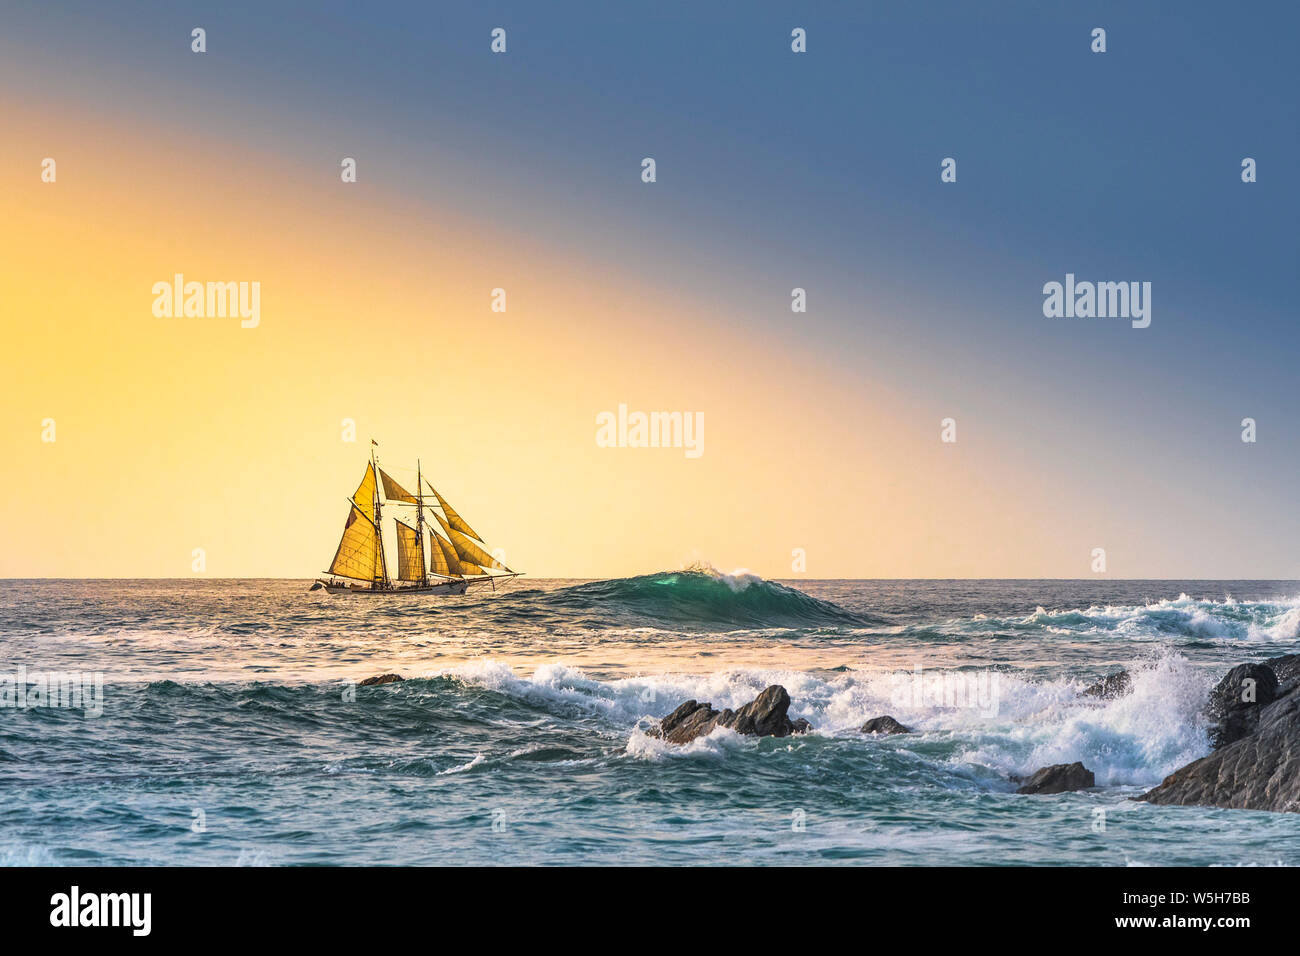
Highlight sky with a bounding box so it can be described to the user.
[1,1,1297,579]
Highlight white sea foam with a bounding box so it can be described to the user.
[681,559,763,592]
[439,754,487,775]
[1006,593,1300,644]
[625,724,746,761]
[956,654,1212,787]
[0,844,57,866]
[440,649,1217,789]
[1247,605,1300,641]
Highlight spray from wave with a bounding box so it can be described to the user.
[432,649,1214,787]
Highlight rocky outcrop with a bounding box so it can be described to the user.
[1140,657,1300,813]
[1265,653,1300,685]
[650,685,812,744]
[1080,669,1131,699]
[1015,762,1095,795]
[655,700,724,744]
[861,715,911,735]
[359,673,405,686]
[1206,663,1278,748]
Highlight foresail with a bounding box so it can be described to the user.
[352,463,378,521]
[380,468,418,504]
[393,519,425,582]
[425,480,483,541]
[427,528,458,576]
[448,528,511,572]
[428,513,467,576]
[428,497,510,573]
[329,503,381,582]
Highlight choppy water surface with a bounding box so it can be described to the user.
[2,573,1299,865]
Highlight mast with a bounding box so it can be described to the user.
[416,459,428,587]
[371,443,390,589]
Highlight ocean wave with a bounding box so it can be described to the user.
[625,724,749,762]
[0,844,57,866]
[440,651,1215,788]
[31,644,1225,795]
[518,566,875,629]
[100,648,1222,793]
[937,593,1300,644]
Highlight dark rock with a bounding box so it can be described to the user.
[650,685,811,744]
[358,673,405,686]
[861,715,911,735]
[728,685,797,736]
[1081,670,1131,699]
[1264,654,1300,685]
[1207,663,1278,749]
[1015,762,1095,795]
[1139,686,1300,813]
[655,699,722,744]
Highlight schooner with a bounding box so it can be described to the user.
[311,447,519,595]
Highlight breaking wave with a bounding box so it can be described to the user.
[531,566,875,629]
[437,651,1214,788]
[940,593,1300,644]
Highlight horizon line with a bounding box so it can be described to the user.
[4,576,1300,583]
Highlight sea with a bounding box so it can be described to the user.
[2,572,1299,866]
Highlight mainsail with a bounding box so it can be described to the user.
[329,503,382,582]
[352,463,378,521]
[425,480,483,541]
[393,519,425,582]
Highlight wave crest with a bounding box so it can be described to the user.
[538,566,873,629]
[985,593,1300,644]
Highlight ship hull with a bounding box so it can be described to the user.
[310,575,517,596]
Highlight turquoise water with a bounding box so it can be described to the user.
[2,574,1300,865]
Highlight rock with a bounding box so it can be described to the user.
[1139,656,1300,813]
[650,685,812,745]
[861,715,911,735]
[1081,670,1131,699]
[655,699,723,744]
[1015,762,1095,795]
[1207,663,1278,749]
[1264,653,1300,685]
[358,673,405,686]
[728,685,799,736]
[1139,687,1300,813]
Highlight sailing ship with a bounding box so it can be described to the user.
[311,447,520,595]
